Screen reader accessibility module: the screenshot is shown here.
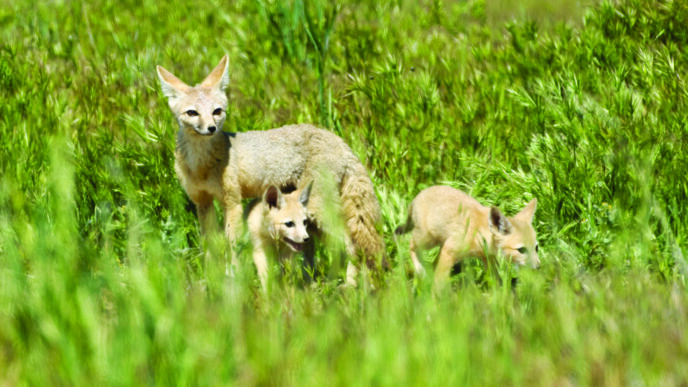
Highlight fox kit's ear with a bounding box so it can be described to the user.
[264,186,284,210]
[200,54,230,91]
[156,65,191,99]
[299,181,314,207]
[489,207,512,235]
[515,198,537,224]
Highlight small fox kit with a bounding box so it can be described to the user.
[247,182,313,291]
[157,55,386,279]
[396,186,539,289]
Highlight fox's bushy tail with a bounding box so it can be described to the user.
[340,164,388,272]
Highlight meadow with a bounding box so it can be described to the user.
[2,0,688,384]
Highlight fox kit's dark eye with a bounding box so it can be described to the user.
[213,108,223,115]
[535,244,539,253]
[517,247,528,254]
[186,110,199,117]
[285,221,295,228]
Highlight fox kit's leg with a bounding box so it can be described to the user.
[409,237,426,277]
[433,241,459,292]
[345,261,358,287]
[302,228,317,281]
[252,243,269,292]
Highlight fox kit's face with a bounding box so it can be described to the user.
[489,199,539,268]
[157,55,230,136]
[263,183,313,252]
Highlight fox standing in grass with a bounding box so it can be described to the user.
[247,182,313,291]
[156,55,386,281]
[396,186,539,290]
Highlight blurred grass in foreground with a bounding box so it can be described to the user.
[1,0,688,384]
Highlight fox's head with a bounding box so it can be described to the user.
[488,198,539,268]
[156,55,229,136]
[263,182,313,252]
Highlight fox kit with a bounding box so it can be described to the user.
[396,186,538,289]
[247,182,313,291]
[156,55,386,280]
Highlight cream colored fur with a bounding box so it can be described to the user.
[156,55,385,280]
[396,186,539,290]
[247,183,312,291]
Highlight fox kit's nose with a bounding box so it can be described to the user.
[532,258,541,269]
[207,126,217,133]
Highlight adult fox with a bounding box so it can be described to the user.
[396,186,539,290]
[156,55,386,281]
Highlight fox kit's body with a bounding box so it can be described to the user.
[247,183,313,291]
[396,186,539,289]
[157,55,385,278]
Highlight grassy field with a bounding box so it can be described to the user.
[2,0,688,384]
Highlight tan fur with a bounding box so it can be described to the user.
[156,55,385,278]
[247,183,312,291]
[396,186,539,290]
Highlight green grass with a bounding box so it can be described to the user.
[2,0,688,384]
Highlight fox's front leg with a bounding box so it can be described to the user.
[192,192,217,236]
[223,201,244,245]
[409,238,426,278]
[252,245,269,293]
[433,242,458,294]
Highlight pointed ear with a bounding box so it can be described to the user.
[156,65,191,99]
[200,54,229,91]
[264,186,284,209]
[515,198,537,224]
[489,207,512,235]
[299,181,314,207]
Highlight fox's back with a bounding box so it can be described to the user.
[410,186,488,243]
[231,124,359,197]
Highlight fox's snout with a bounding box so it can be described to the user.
[283,231,309,252]
[289,231,309,244]
[189,117,220,136]
[531,255,541,269]
[516,254,540,269]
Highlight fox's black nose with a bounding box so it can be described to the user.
[208,126,216,133]
[304,236,310,243]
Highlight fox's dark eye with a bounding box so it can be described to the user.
[285,221,295,228]
[186,110,199,117]
[213,108,223,115]
[517,247,527,254]
[535,245,539,253]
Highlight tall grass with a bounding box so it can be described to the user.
[1,0,688,384]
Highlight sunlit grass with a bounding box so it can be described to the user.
[1,0,688,384]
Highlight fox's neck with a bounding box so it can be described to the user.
[176,128,229,174]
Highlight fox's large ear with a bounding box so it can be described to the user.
[515,198,537,224]
[264,186,284,210]
[299,181,314,207]
[200,54,229,91]
[156,65,191,99]
[489,207,512,235]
